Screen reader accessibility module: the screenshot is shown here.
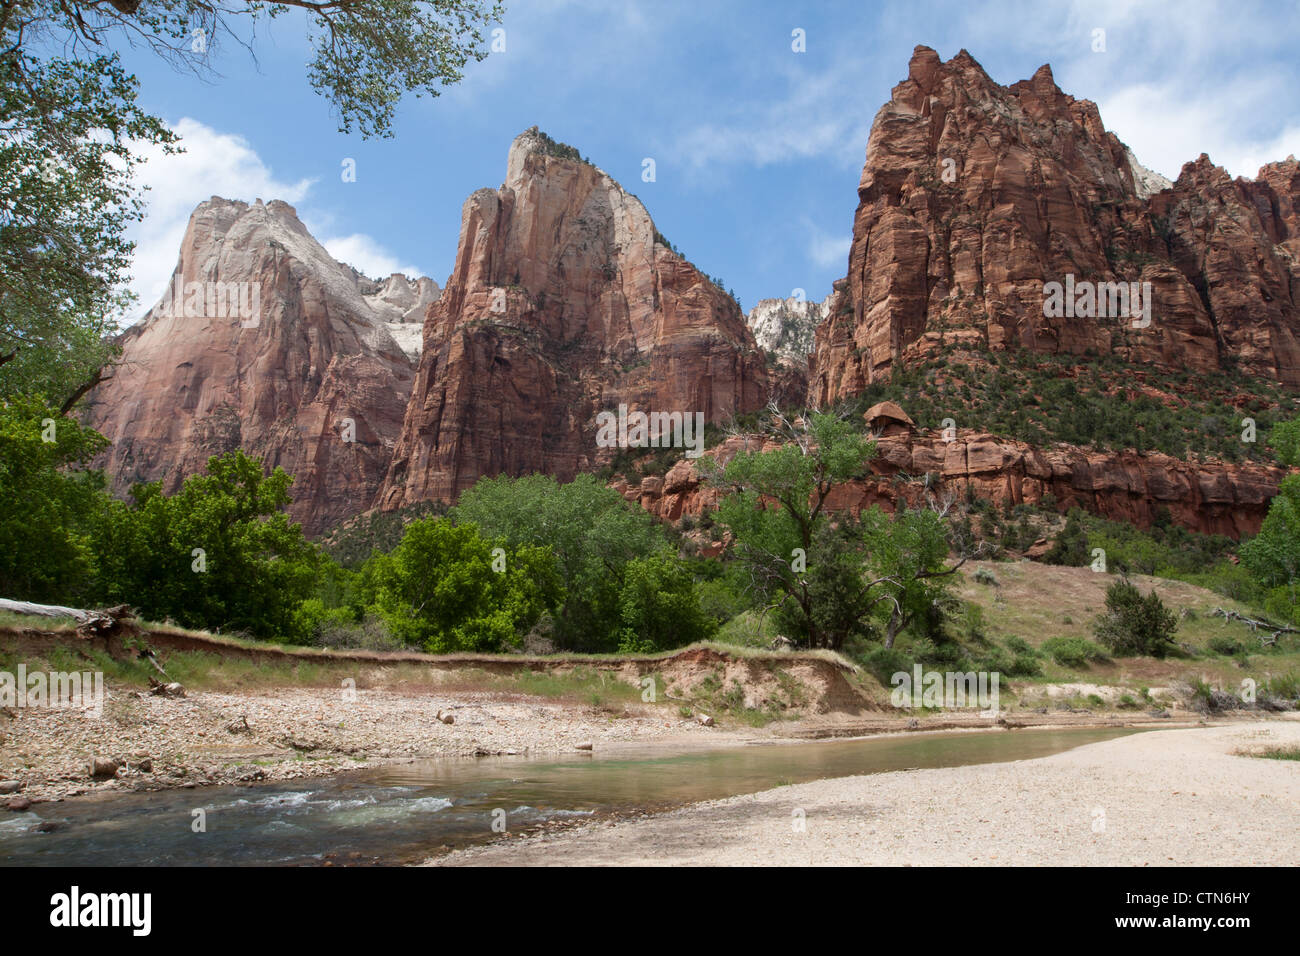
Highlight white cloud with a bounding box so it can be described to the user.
[1098,83,1300,181]
[125,117,427,318]
[318,233,423,279]
[805,219,851,269]
[127,118,314,318]
[671,68,874,173]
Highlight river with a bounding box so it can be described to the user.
[0,726,1138,866]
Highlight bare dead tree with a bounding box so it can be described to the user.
[1211,607,1299,647]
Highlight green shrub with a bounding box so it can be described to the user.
[1043,510,1090,566]
[1041,636,1109,668]
[859,646,915,687]
[1092,579,1179,658]
[1265,672,1300,701]
[715,610,777,648]
[978,643,1042,677]
[1003,635,1038,656]
[1207,634,1246,657]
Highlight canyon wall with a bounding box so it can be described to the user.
[810,46,1300,406]
[377,127,769,509]
[82,198,419,536]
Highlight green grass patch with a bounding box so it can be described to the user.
[1242,746,1300,761]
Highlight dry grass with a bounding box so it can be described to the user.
[957,559,1262,649]
[958,559,1300,693]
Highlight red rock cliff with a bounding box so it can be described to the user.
[378,127,769,509]
[621,432,1285,539]
[82,198,416,536]
[811,46,1300,405]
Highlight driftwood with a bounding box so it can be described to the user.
[148,676,185,698]
[0,598,160,669]
[0,598,133,629]
[0,598,135,634]
[1211,607,1300,647]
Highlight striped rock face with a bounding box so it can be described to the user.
[82,198,419,536]
[811,46,1300,407]
[377,127,769,511]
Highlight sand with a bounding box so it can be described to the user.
[431,718,1300,866]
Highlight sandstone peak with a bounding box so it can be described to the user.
[907,44,942,85]
[746,295,828,362]
[506,126,597,189]
[83,198,418,535]
[811,45,1300,405]
[378,129,767,510]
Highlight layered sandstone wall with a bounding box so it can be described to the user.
[617,432,1285,539]
[810,47,1300,406]
[377,127,769,509]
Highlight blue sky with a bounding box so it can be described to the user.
[118,0,1300,320]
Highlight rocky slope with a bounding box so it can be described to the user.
[810,46,1300,406]
[82,198,419,536]
[377,127,769,509]
[618,430,1286,539]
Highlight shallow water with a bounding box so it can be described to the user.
[0,726,1138,866]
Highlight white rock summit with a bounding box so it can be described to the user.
[746,294,829,362]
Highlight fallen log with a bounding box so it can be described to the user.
[0,598,138,641]
[1211,607,1299,647]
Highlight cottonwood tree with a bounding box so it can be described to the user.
[1242,418,1300,625]
[452,473,699,652]
[0,0,503,406]
[706,402,981,651]
[355,516,560,653]
[91,450,322,638]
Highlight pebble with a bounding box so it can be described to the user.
[1,684,719,804]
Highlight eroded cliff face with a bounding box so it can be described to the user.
[810,46,1300,406]
[356,273,441,358]
[746,295,827,361]
[82,198,417,536]
[618,432,1285,540]
[377,127,769,509]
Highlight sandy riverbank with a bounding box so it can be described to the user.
[0,685,746,806]
[430,718,1300,866]
[0,675,1207,809]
